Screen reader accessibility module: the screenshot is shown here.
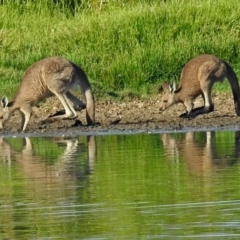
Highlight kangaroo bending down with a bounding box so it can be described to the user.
[0,56,95,131]
[159,54,240,118]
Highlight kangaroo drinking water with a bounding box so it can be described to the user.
[0,56,95,131]
[159,54,240,118]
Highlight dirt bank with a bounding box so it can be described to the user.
[1,93,240,137]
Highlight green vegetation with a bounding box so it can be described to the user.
[1,0,240,99]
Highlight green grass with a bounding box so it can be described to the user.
[1,0,240,99]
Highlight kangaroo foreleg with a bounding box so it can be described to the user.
[19,105,32,131]
[180,99,194,118]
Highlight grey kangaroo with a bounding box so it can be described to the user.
[0,56,95,131]
[159,54,240,118]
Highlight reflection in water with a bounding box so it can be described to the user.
[0,135,96,239]
[1,132,240,239]
[161,131,240,176]
[0,136,96,185]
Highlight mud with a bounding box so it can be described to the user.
[1,93,240,137]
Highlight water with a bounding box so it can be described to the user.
[0,130,240,239]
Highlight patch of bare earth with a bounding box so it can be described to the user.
[1,93,240,136]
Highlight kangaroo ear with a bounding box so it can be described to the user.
[169,82,176,93]
[1,96,9,108]
[173,82,176,91]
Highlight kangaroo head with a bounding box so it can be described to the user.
[0,96,12,129]
[159,82,177,111]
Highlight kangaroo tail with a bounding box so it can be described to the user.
[73,63,95,125]
[85,87,95,125]
[224,60,240,116]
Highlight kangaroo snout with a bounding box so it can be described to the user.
[159,105,166,112]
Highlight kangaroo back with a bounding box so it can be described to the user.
[224,61,240,115]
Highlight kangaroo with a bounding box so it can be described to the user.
[159,54,240,118]
[161,132,215,176]
[0,136,96,197]
[161,131,240,177]
[0,56,95,131]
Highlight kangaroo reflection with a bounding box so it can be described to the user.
[0,137,11,164]
[161,131,240,176]
[0,136,96,239]
[0,135,96,190]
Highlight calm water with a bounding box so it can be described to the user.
[1,130,240,239]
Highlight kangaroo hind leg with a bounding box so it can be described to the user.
[52,92,86,116]
[66,92,86,111]
[189,79,214,117]
[50,91,77,119]
[201,79,214,113]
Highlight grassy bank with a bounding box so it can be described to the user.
[1,0,240,99]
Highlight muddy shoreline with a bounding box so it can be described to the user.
[1,94,240,137]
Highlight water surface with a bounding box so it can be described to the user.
[0,131,240,239]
